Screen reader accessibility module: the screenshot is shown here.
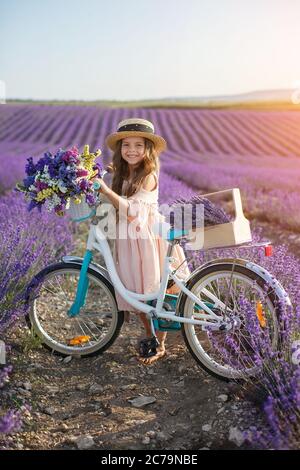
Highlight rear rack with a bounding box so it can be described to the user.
[204,240,272,251]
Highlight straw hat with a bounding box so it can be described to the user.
[105,118,167,154]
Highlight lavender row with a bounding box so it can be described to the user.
[1,105,300,158]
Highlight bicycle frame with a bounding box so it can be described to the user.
[67,220,232,332]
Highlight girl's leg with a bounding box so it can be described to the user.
[137,284,178,363]
[165,282,180,295]
[138,312,167,364]
[138,283,179,335]
[124,311,130,323]
[139,312,152,337]
[139,330,167,364]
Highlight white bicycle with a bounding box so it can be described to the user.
[25,188,291,381]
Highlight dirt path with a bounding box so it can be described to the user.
[1,316,265,451]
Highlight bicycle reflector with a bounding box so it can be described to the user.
[68,335,91,346]
[264,245,273,257]
[256,301,266,328]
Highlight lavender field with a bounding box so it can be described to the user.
[1,104,300,231]
[0,103,300,449]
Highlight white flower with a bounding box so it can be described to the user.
[43,165,50,178]
[45,193,61,211]
[58,182,68,193]
[48,179,56,187]
[52,193,61,206]
[36,168,51,184]
[45,199,53,211]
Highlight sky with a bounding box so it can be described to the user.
[1,0,300,101]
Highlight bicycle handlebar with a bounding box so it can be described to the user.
[92,170,108,191]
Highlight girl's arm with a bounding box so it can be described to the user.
[95,178,130,216]
[95,172,157,221]
[142,173,157,191]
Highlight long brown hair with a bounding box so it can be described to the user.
[110,138,160,197]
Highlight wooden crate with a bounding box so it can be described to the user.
[186,188,252,250]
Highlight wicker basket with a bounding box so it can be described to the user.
[68,198,96,222]
[186,188,252,250]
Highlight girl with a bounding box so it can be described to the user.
[96,118,190,364]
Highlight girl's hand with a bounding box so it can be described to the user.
[94,178,129,215]
[93,178,110,195]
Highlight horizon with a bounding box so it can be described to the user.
[4,86,297,105]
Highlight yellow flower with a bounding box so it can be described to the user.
[82,144,102,161]
[80,144,103,179]
[83,144,90,157]
[73,197,82,205]
[90,169,98,179]
[35,188,54,202]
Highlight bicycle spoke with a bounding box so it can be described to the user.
[183,267,279,379]
[43,279,70,303]
[80,311,112,319]
[74,317,95,339]
[30,268,119,355]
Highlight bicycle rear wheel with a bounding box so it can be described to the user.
[179,262,282,381]
[26,262,124,357]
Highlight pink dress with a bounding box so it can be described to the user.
[113,173,191,312]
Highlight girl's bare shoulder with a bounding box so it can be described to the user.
[141,173,158,192]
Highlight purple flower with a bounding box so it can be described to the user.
[79,179,89,191]
[0,366,13,388]
[35,181,48,191]
[25,157,36,176]
[0,409,23,434]
[23,175,35,189]
[77,169,89,178]
[0,192,73,335]
[86,193,97,205]
[93,161,104,177]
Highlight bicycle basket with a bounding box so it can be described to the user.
[68,198,96,223]
[186,188,252,250]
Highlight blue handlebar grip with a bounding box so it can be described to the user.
[93,181,101,190]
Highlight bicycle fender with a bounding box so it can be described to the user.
[175,257,292,314]
[245,261,292,307]
[26,257,114,303]
[61,255,112,286]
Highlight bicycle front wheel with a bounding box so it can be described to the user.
[179,262,281,381]
[26,262,124,357]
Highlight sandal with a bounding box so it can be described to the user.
[138,336,160,358]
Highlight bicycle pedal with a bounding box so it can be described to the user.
[139,337,160,358]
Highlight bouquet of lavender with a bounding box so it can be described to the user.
[15,145,104,217]
[169,194,231,230]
